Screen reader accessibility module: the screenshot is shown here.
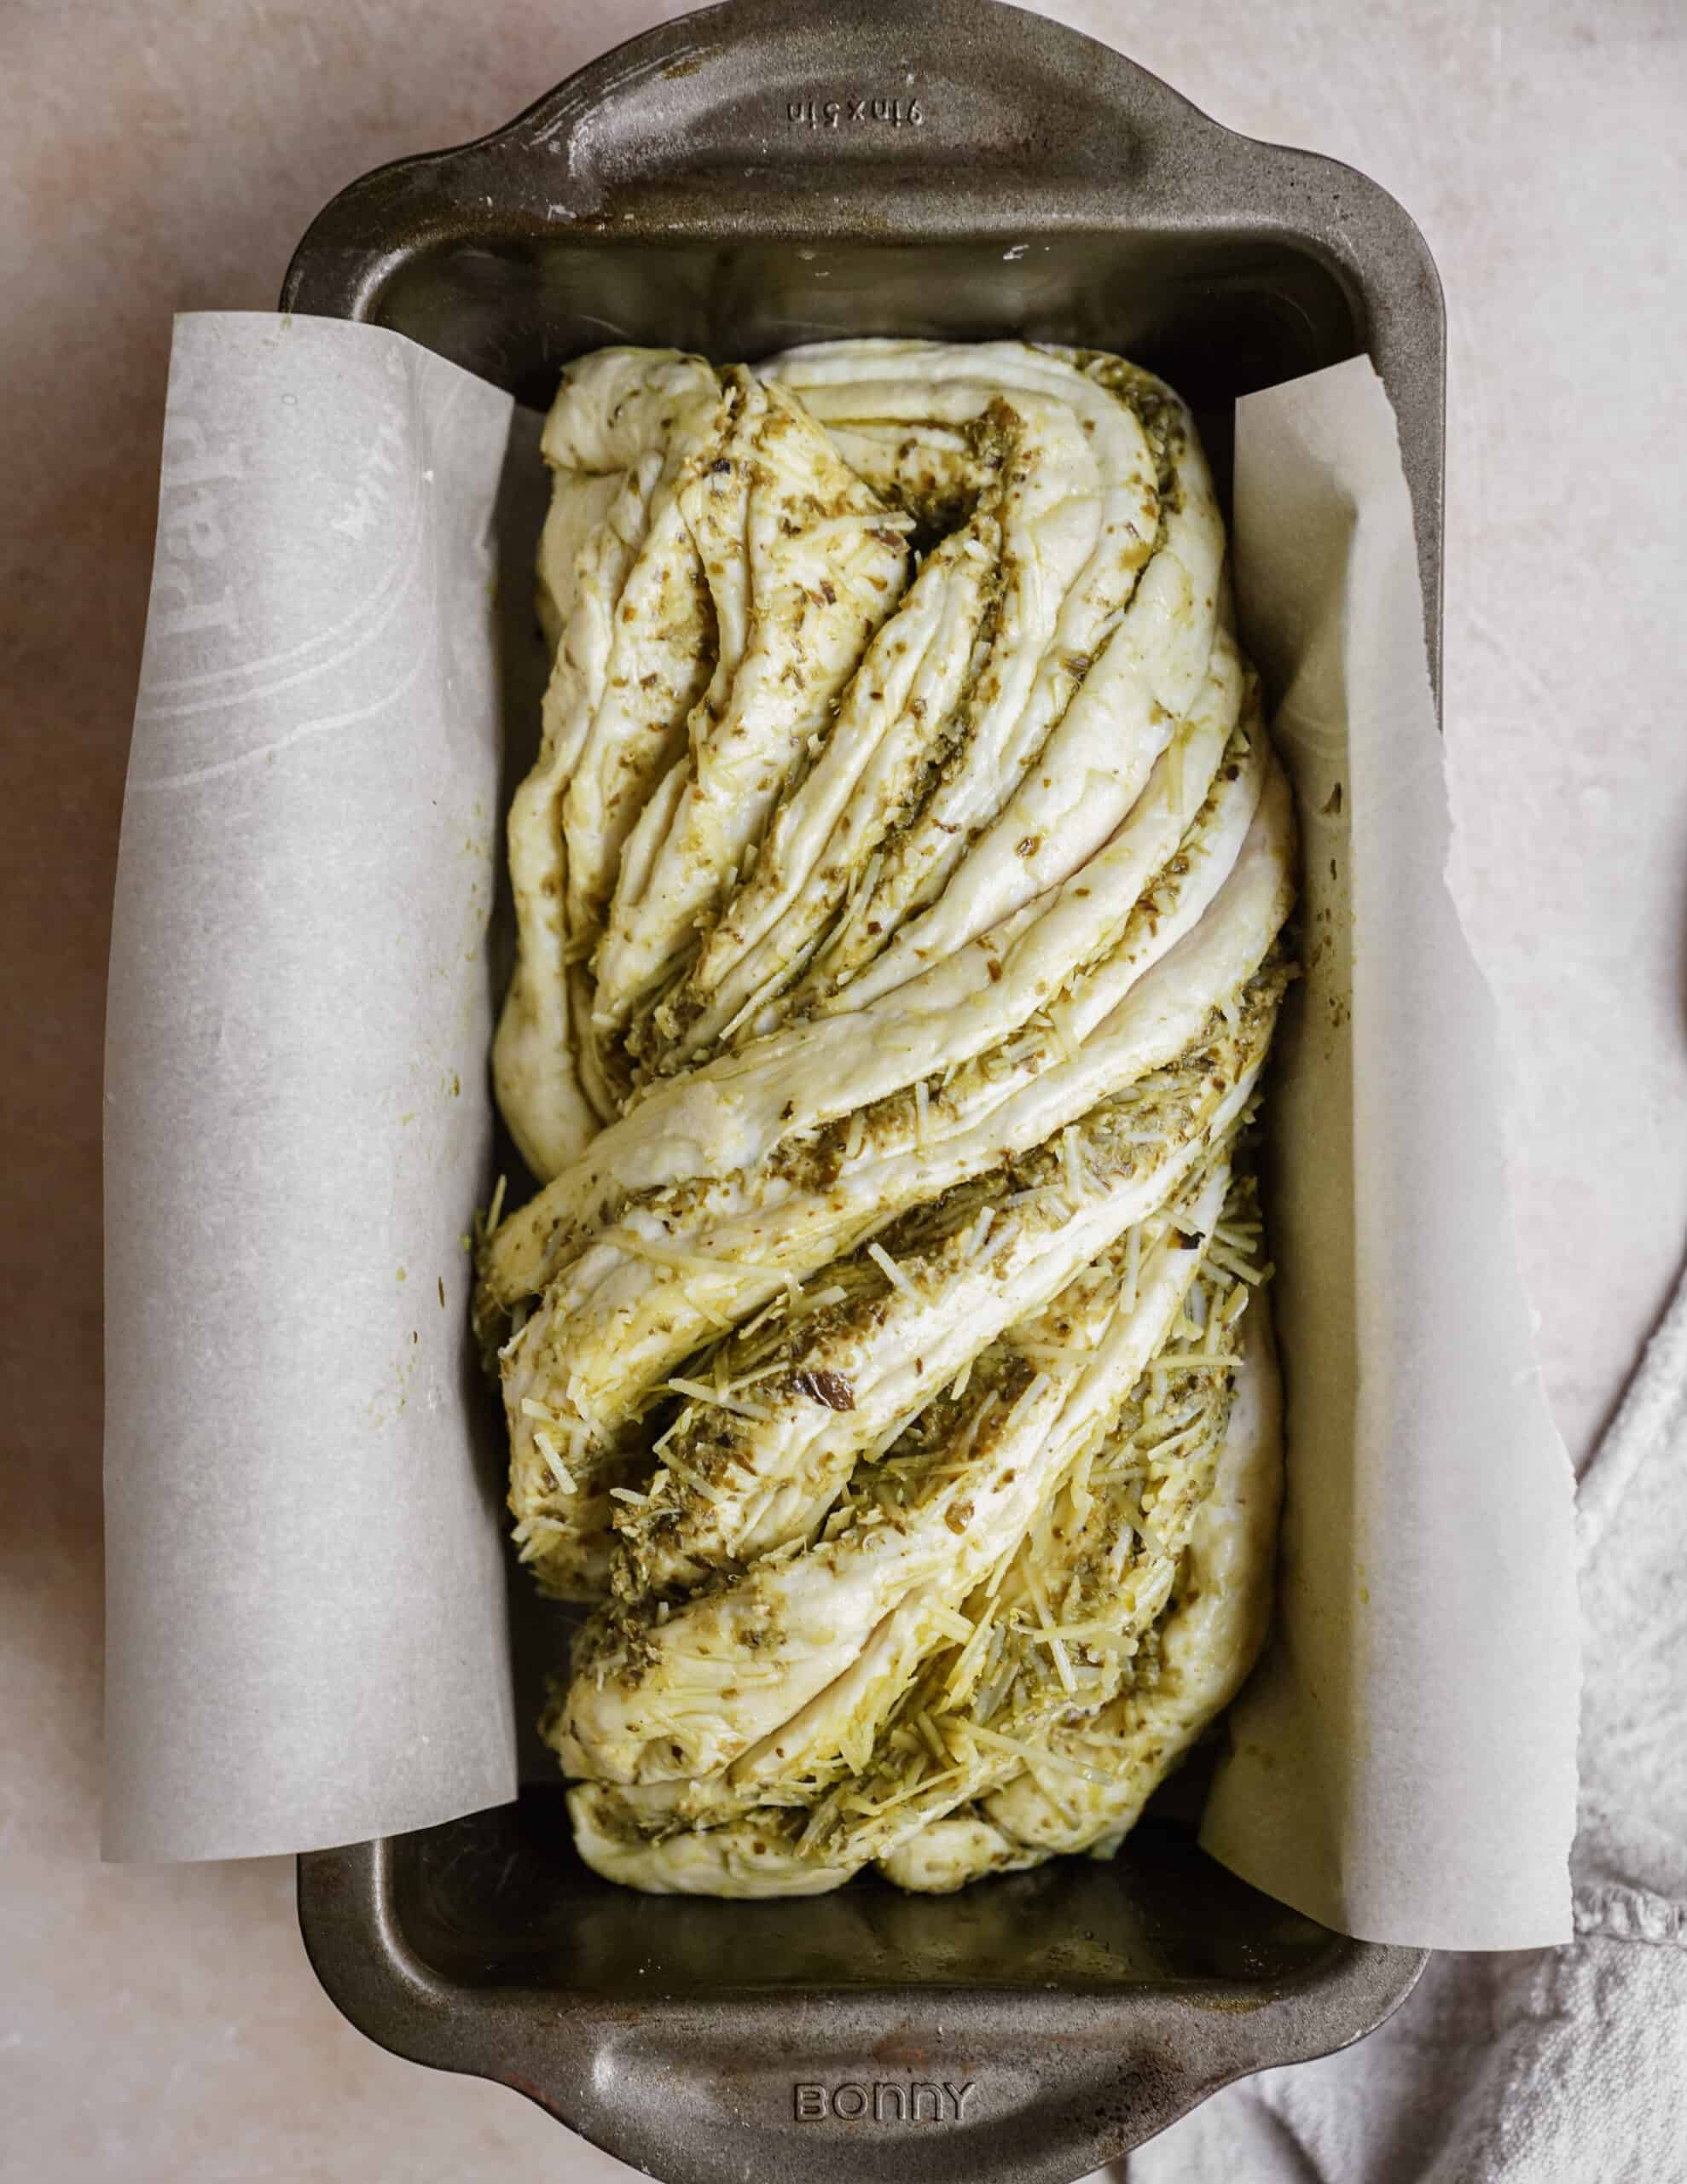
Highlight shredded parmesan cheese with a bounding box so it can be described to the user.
[664,1376,774,1422]
[532,1431,576,1496]
[867,1240,913,1294]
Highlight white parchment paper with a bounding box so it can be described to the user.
[103,314,519,1859]
[104,320,1580,1939]
[1198,358,1580,1946]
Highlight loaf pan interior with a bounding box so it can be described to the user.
[325,211,1365,2006]
[300,164,1385,1982]
[383,1783,1341,1995]
[339,228,1359,531]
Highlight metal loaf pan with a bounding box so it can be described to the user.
[283,4,1441,2176]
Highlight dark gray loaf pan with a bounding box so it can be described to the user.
[282,3,1441,2177]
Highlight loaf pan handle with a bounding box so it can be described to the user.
[299,1835,1423,2184]
[283,0,1441,639]
[530,1966,1425,2184]
[286,0,1349,299]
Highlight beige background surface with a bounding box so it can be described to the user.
[3,0,1682,2177]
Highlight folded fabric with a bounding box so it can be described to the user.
[1121,1253,1687,2182]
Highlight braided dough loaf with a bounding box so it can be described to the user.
[480,341,1296,1895]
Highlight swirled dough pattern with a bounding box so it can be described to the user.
[482,341,1296,1895]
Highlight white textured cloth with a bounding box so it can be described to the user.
[1123,1253,1687,2181]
